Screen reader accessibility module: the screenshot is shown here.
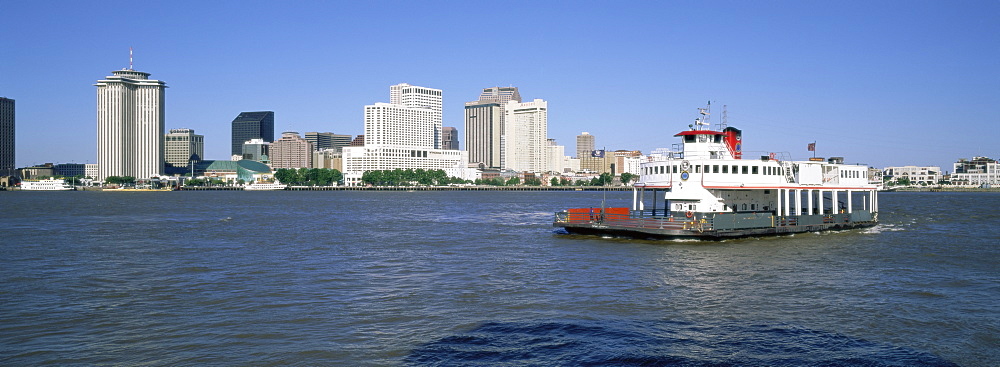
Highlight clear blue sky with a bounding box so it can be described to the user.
[3,0,998,171]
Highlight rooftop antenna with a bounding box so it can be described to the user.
[129,47,133,70]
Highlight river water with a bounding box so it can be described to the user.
[0,190,996,366]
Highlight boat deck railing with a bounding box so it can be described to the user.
[555,208,710,231]
[556,207,875,233]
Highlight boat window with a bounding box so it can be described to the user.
[695,165,701,173]
[713,165,719,173]
[752,166,759,174]
[685,135,696,143]
[714,135,723,143]
[704,165,710,173]
[742,166,749,174]
[722,165,729,173]
[732,165,738,174]
[673,165,678,173]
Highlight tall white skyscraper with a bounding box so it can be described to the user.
[388,83,443,148]
[95,68,167,180]
[343,83,470,185]
[504,99,548,173]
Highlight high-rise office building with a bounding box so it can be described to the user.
[342,83,469,185]
[231,111,274,156]
[241,139,270,163]
[95,69,167,179]
[350,135,365,147]
[545,138,566,174]
[478,87,522,105]
[305,132,331,151]
[305,132,353,152]
[504,99,548,173]
[576,132,595,159]
[442,127,459,150]
[0,97,14,177]
[165,128,204,169]
[270,131,313,169]
[464,86,521,169]
[388,83,443,148]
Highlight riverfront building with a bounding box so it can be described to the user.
[270,132,313,169]
[165,128,204,170]
[95,68,167,180]
[464,100,504,168]
[0,97,13,177]
[504,99,548,173]
[545,138,567,173]
[882,165,942,186]
[313,149,343,171]
[464,87,521,169]
[952,157,999,187]
[343,83,471,185]
[231,111,274,157]
[241,139,270,163]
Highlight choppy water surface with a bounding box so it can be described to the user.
[1,191,996,366]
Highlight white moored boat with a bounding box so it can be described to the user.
[244,182,287,191]
[20,178,74,191]
[554,104,879,240]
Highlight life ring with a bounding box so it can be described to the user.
[685,211,693,218]
[680,160,691,171]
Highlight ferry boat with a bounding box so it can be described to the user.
[243,182,287,191]
[19,178,74,191]
[554,105,879,240]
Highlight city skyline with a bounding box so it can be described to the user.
[2,1,998,171]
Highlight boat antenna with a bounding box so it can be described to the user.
[129,47,133,70]
[601,146,608,211]
[721,105,729,130]
[695,101,711,130]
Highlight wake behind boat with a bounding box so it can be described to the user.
[554,105,879,240]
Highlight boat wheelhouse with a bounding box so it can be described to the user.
[554,106,879,240]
